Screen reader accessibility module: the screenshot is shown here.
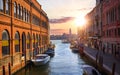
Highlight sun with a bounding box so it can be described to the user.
[74,16,86,27]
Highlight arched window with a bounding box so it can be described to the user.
[17,4,20,19]
[25,9,27,21]
[22,32,26,56]
[26,10,28,22]
[6,0,10,15]
[0,0,4,12]
[15,32,20,52]
[23,8,25,21]
[21,6,23,20]
[27,11,29,22]
[27,33,30,49]
[14,2,17,18]
[19,6,21,19]
[2,30,10,56]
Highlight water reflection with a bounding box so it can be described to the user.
[14,40,85,75]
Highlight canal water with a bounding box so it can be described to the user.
[14,40,86,75]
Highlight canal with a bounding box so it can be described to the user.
[14,40,88,75]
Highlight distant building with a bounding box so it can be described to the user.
[0,0,49,74]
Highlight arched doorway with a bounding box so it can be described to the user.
[27,32,31,60]
[2,30,10,56]
[2,30,10,65]
[22,32,26,57]
[15,31,20,52]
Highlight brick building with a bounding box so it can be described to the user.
[102,0,120,56]
[0,0,49,74]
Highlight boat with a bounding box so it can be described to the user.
[70,44,79,52]
[31,54,50,66]
[44,49,55,57]
[71,47,79,53]
[48,42,55,50]
[61,39,70,43]
[82,65,101,75]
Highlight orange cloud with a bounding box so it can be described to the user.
[49,17,74,24]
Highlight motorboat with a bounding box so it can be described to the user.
[71,47,79,53]
[82,65,101,75]
[44,49,55,57]
[61,39,70,43]
[70,44,79,53]
[48,42,55,50]
[31,54,50,66]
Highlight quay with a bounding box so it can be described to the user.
[80,44,120,75]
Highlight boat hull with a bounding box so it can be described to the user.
[31,54,50,66]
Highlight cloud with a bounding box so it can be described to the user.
[77,7,93,11]
[49,17,74,24]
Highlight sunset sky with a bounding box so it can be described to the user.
[37,0,96,35]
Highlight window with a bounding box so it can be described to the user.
[114,8,117,21]
[118,5,120,20]
[0,0,4,12]
[20,6,23,20]
[25,10,28,22]
[6,0,10,15]
[15,32,20,52]
[17,4,20,19]
[28,12,30,22]
[32,15,40,26]
[27,11,29,22]
[14,2,17,18]
[2,30,10,56]
[27,33,30,49]
[25,9,26,21]
[118,28,120,36]
[115,29,117,37]
[20,6,22,19]
[23,8,25,21]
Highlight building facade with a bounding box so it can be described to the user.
[0,0,49,74]
[83,0,120,56]
[102,0,120,56]
[85,7,97,48]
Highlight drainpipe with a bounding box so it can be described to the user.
[30,0,32,60]
[10,0,14,66]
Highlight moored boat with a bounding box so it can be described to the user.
[70,44,79,53]
[61,39,70,43]
[82,65,101,75]
[31,54,50,66]
[44,49,55,57]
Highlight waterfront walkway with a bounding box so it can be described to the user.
[83,45,120,75]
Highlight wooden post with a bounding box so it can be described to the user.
[99,56,103,67]
[96,52,99,68]
[3,66,5,75]
[8,63,11,75]
[112,63,116,75]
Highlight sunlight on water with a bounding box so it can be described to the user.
[14,40,85,75]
